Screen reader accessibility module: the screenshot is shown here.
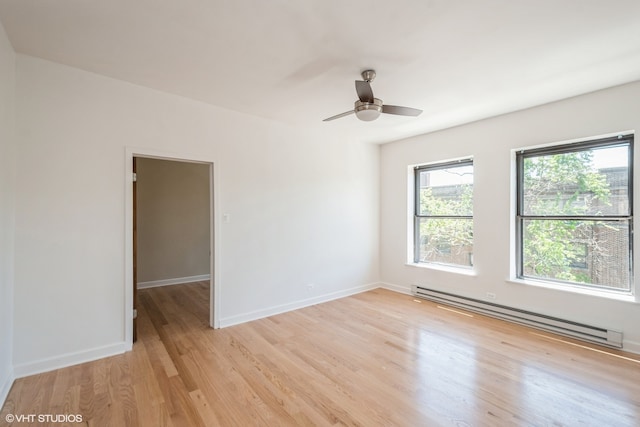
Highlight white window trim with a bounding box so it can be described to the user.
[507,278,636,303]
[406,261,477,276]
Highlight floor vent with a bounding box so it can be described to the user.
[412,285,623,349]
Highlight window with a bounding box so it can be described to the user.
[414,159,473,267]
[516,135,633,292]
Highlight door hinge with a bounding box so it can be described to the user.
[133,172,137,182]
[133,309,138,319]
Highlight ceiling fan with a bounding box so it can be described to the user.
[323,70,423,122]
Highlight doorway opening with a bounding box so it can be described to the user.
[125,149,218,347]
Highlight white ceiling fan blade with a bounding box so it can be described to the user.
[382,105,423,116]
[355,80,374,103]
[323,110,355,122]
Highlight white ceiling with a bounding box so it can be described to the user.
[2,0,640,144]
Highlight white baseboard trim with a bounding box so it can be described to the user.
[378,282,412,295]
[0,370,15,409]
[137,274,210,289]
[13,342,127,379]
[623,339,640,355]
[220,282,379,328]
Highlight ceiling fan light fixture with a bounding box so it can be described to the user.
[354,99,383,121]
[322,71,422,122]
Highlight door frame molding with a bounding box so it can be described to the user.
[124,147,220,349]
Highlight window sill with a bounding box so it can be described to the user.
[406,262,476,276]
[507,278,637,303]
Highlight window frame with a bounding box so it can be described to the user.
[414,158,474,267]
[516,134,634,293]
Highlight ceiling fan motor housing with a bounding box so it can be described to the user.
[361,69,376,82]
[355,98,383,121]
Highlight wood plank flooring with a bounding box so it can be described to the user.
[2,283,640,426]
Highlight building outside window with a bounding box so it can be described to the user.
[516,134,633,293]
[414,159,473,268]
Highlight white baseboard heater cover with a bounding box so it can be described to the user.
[411,285,623,349]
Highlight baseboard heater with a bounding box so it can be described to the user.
[411,285,623,349]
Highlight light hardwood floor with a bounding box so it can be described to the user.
[2,283,640,426]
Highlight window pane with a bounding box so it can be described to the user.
[522,145,629,216]
[417,218,473,266]
[522,219,630,291]
[418,165,473,216]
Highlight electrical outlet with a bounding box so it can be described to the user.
[306,284,315,291]
[486,292,496,300]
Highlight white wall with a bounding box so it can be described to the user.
[380,81,640,352]
[13,55,379,372]
[0,19,16,403]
